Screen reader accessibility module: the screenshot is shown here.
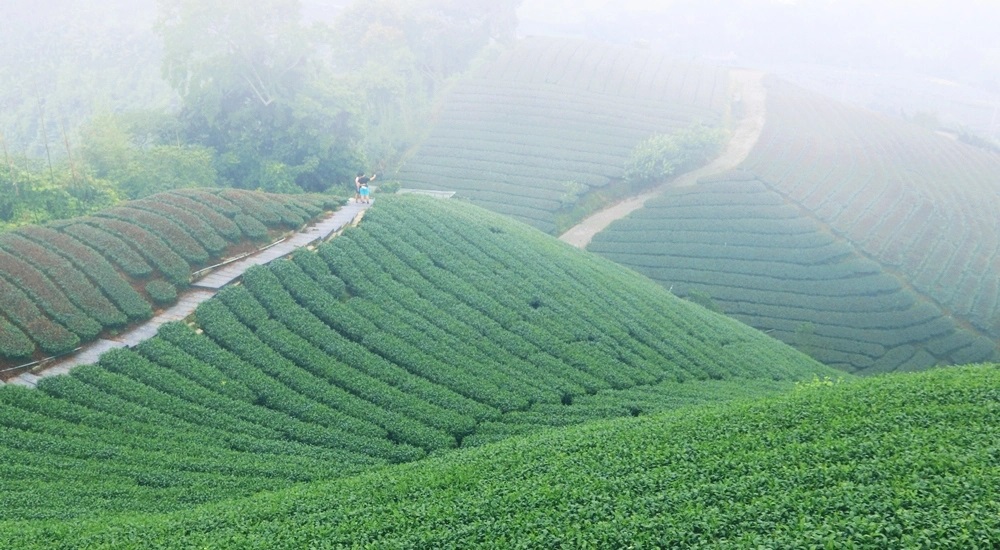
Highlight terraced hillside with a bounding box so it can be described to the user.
[0,189,341,373]
[4,363,997,547]
[591,173,996,374]
[743,78,1000,336]
[396,37,730,233]
[0,195,838,522]
[590,78,1000,374]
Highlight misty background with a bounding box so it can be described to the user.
[2,0,999,160]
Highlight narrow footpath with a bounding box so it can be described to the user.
[559,70,767,249]
[4,200,371,388]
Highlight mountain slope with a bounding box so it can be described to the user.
[397,37,729,233]
[590,78,1000,373]
[0,189,340,371]
[742,78,1000,336]
[590,172,997,374]
[0,195,835,521]
[4,363,996,548]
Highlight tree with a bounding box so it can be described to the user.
[78,112,217,199]
[0,160,117,231]
[156,0,362,192]
[158,0,309,117]
[623,125,725,189]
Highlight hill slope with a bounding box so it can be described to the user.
[590,78,1000,374]
[4,363,996,547]
[0,195,835,521]
[0,189,340,371]
[396,37,730,233]
[742,78,1000,336]
[0,189,341,373]
[590,172,997,374]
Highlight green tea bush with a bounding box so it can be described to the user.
[145,280,177,306]
[741,78,1000,338]
[6,365,998,547]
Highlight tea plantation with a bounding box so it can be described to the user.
[590,172,997,374]
[590,77,1000,374]
[4,363,998,548]
[0,189,341,371]
[0,195,839,528]
[396,37,729,233]
[742,78,1000,338]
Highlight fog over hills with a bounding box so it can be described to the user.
[519,0,1000,140]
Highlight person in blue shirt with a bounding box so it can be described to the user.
[358,179,372,204]
[355,172,376,203]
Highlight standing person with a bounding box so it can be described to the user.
[355,172,377,203]
[359,180,371,204]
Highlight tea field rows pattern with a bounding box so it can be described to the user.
[0,196,838,520]
[742,78,1000,337]
[5,364,998,547]
[589,173,997,374]
[590,77,1000,374]
[397,37,730,233]
[0,189,340,368]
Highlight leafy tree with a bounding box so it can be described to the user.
[156,0,363,192]
[0,161,118,231]
[78,113,217,199]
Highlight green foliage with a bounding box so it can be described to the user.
[0,248,101,341]
[0,276,78,356]
[559,180,585,208]
[97,207,209,265]
[233,214,268,241]
[686,289,721,313]
[397,37,730,233]
[0,233,127,328]
[377,179,401,194]
[0,188,331,363]
[0,318,34,360]
[0,195,834,521]
[793,373,843,391]
[61,223,153,279]
[622,124,725,188]
[329,0,521,167]
[18,226,151,321]
[145,280,177,306]
[0,163,118,231]
[156,0,364,193]
[77,113,218,200]
[4,365,999,547]
[590,176,998,374]
[740,78,1000,341]
[0,2,172,159]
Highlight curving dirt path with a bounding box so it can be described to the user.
[559,70,767,249]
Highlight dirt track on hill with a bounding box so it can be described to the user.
[559,70,767,249]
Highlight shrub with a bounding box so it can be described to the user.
[146,280,178,306]
[0,317,34,359]
[623,124,725,188]
[377,180,401,194]
[234,214,268,240]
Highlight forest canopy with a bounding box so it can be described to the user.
[0,0,521,230]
